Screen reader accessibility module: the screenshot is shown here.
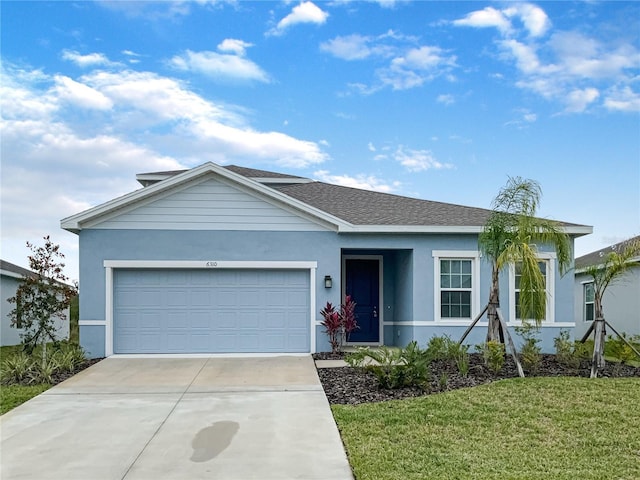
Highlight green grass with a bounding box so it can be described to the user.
[0,384,50,415]
[0,345,51,414]
[332,377,640,480]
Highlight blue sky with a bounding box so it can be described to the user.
[2,0,639,280]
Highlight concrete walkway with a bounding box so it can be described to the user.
[0,356,353,480]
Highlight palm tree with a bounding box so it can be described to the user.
[460,177,571,374]
[480,177,571,340]
[579,237,640,377]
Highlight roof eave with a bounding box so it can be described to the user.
[337,225,593,235]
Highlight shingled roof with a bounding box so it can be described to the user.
[575,235,640,270]
[0,259,38,279]
[130,163,591,231]
[273,181,494,226]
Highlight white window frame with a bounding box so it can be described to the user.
[432,251,481,324]
[583,281,595,322]
[508,253,556,324]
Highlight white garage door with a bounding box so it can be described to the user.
[113,269,310,354]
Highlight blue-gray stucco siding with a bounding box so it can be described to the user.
[79,229,575,357]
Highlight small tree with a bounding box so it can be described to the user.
[8,236,77,362]
[580,236,640,377]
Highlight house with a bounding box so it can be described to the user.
[61,162,591,358]
[574,236,640,338]
[1,260,70,346]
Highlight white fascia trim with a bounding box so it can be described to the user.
[61,161,349,233]
[103,260,318,269]
[79,320,106,326]
[0,269,24,280]
[337,225,593,235]
[340,225,482,234]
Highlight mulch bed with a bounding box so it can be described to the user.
[49,358,104,386]
[313,353,640,405]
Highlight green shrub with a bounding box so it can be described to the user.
[554,329,574,365]
[53,343,86,373]
[1,351,35,385]
[425,335,451,361]
[554,330,590,369]
[516,323,542,374]
[425,335,471,376]
[346,342,431,389]
[606,334,639,364]
[31,357,59,384]
[477,341,505,374]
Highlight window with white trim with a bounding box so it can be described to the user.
[583,282,595,322]
[509,254,555,323]
[432,251,480,322]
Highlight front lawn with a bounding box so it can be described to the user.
[1,384,50,415]
[332,377,640,480]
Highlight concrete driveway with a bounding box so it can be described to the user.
[0,356,353,480]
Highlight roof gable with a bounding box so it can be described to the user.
[61,162,345,233]
[86,175,331,232]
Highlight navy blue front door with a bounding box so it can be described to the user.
[345,259,380,343]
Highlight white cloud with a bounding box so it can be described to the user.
[313,170,398,193]
[436,94,455,105]
[549,32,640,79]
[61,50,117,68]
[97,0,235,20]
[367,142,376,152]
[504,3,550,38]
[604,86,640,112]
[393,146,452,172]
[504,109,538,128]
[217,38,253,56]
[453,7,511,35]
[320,34,373,60]
[453,3,549,38]
[563,88,600,113]
[379,46,457,90]
[455,2,640,114]
[54,75,113,110]
[169,49,269,83]
[322,32,455,93]
[268,1,328,36]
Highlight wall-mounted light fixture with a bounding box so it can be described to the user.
[324,275,333,288]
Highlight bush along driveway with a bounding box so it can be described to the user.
[0,343,98,415]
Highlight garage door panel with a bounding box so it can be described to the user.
[238,312,259,328]
[114,269,310,353]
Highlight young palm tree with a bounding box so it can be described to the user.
[478,177,571,342]
[580,237,640,377]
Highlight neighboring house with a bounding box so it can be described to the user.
[61,162,592,358]
[574,236,640,338]
[0,260,70,346]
